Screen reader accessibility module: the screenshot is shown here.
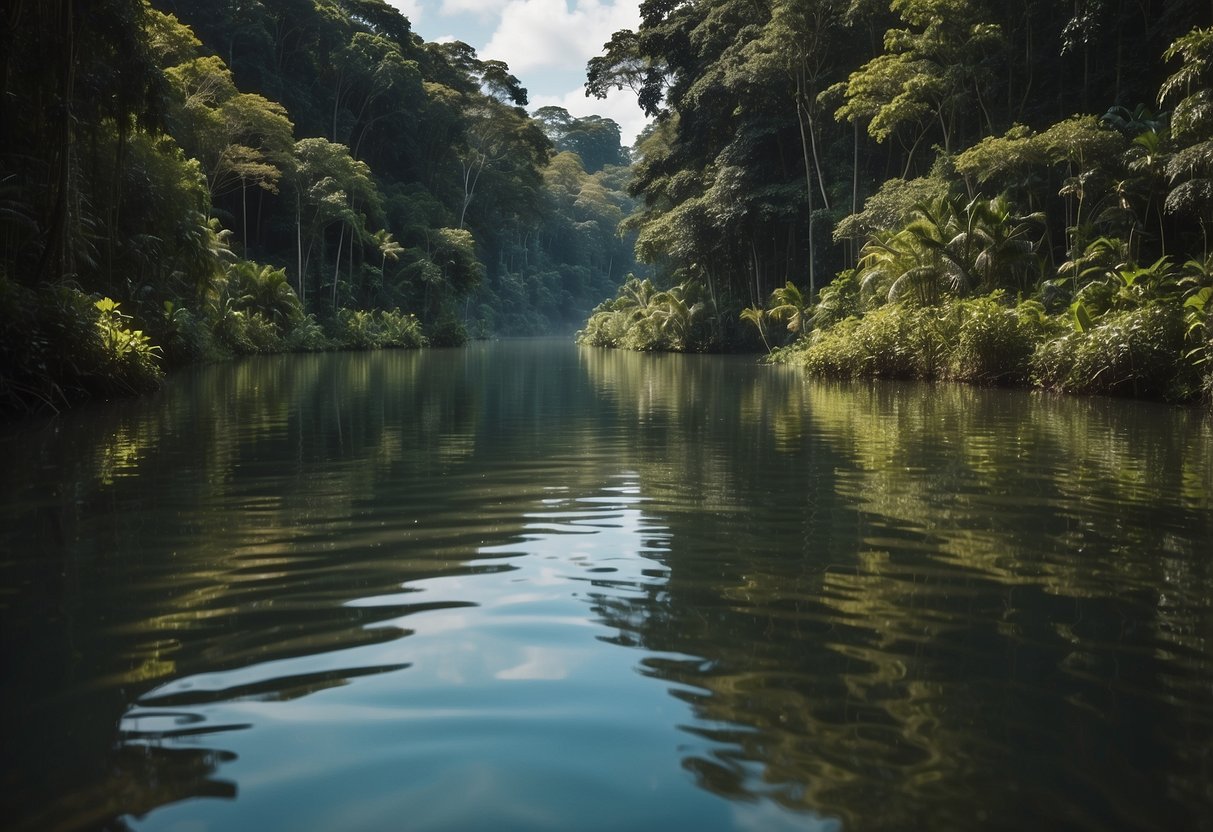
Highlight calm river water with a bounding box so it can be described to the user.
[1,339,1211,831]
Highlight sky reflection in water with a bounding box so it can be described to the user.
[0,340,1210,832]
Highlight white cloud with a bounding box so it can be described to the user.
[531,86,651,148]
[391,0,651,145]
[439,0,512,20]
[482,0,640,75]
[385,0,425,26]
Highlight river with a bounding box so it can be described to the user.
[1,339,1211,831]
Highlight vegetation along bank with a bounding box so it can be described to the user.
[0,0,640,417]
[576,1,1213,403]
[5,0,1213,415]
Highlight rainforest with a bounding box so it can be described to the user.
[1,0,641,415]
[578,0,1213,403]
[4,1,1213,413]
[3,4,1213,831]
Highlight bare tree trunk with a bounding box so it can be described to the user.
[296,194,307,310]
[241,178,248,252]
[795,73,816,297]
[332,223,344,310]
[36,0,75,285]
[852,119,860,264]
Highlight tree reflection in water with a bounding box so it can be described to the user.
[579,347,1213,830]
[0,343,1208,831]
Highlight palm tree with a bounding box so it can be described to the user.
[613,277,658,323]
[1159,28,1213,258]
[858,198,970,307]
[739,305,772,352]
[766,281,811,335]
[226,261,302,328]
[374,229,404,273]
[962,196,1045,294]
[650,284,705,351]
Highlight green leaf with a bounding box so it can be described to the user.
[1184,286,1212,311]
[1070,299,1093,332]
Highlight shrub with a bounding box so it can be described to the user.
[337,309,380,349]
[800,305,930,378]
[0,278,163,415]
[852,304,914,377]
[801,316,864,377]
[283,314,331,352]
[335,308,428,350]
[811,270,862,330]
[241,311,284,353]
[949,294,1054,385]
[1032,302,1196,399]
[426,312,466,347]
[576,309,626,347]
[577,277,712,352]
[93,298,165,390]
[621,315,663,351]
[214,303,284,354]
[160,303,221,365]
[378,309,428,348]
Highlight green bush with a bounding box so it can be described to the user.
[800,306,925,379]
[338,309,382,349]
[1032,302,1196,399]
[160,303,222,365]
[283,314,332,352]
[214,303,285,354]
[621,315,662,351]
[800,316,864,377]
[576,277,712,352]
[949,294,1055,385]
[242,311,285,352]
[335,308,427,350]
[426,312,466,347]
[811,270,862,330]
[379,309,428,348]
[0,277,163,415]
[93,298,165,389]
[577,308,629,347]
[795,295,1062,385]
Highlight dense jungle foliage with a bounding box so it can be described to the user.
[0,0,639,415]
[577,0,1213,402]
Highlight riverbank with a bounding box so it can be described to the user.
[766,289,1213,405]
[0,275,450,419]
[577,275,1212,405]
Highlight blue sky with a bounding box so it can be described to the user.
[386,0,650,146]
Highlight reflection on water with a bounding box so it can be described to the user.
[1,341,1211,831]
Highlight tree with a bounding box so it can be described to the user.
[290,137,383,309]
[1160,28,1213,255]
[829,0,1002,169]
[744,0,847,294]
[535,107,630,172]
[331,31,423,159]
[159,33,295,250]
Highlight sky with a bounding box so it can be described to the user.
[385,0,651,147]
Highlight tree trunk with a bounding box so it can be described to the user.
[36,0,75,285]
[852,119,860,264]
[332,223,345,310]
[296,194,305,309]
[795,74,816,297]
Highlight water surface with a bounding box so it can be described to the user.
[1,339,1211,831]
